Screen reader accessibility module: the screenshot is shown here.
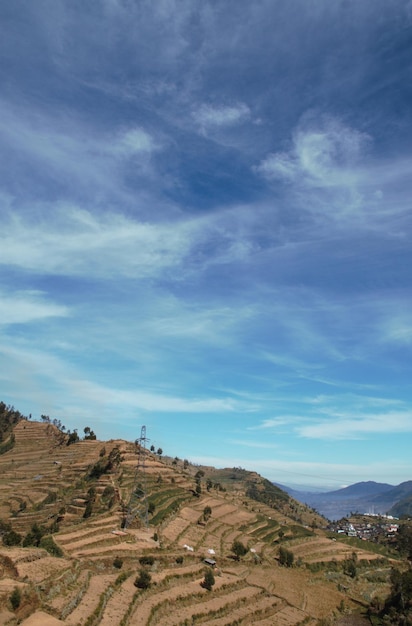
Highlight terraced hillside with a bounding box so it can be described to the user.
[0,418,402,625]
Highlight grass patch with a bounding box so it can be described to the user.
[326,533,401,559]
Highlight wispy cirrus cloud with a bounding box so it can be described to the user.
[297,410,412,440]
[0,290,69,325]
[249,418,293,431]
[0,203,266,281]
[0,208,193,279]
[0,343,251,416]
[256,115,369,186]
[0,99,160,205]
[250,392,412,442]
[193,102,250,130]
[112,127,158,156]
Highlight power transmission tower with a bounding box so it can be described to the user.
[122,425,149,529]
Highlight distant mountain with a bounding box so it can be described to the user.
[390,493,412,518]
[326,481,394,499]
[372,481,412,504]
[274,480,412,521]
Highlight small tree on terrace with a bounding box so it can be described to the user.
[279,546,294,567]
[66,430,79,446]
[84,426,96,440]
[134,568,151,589]
[231,539,248,561]
[202,567,215,591]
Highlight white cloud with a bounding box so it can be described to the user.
[256,116,369,189]
[0,208,195,279]
[0,290,69,325]
[0,342,250,415]
[379,315,412,345]
[0,202,266,281]
[144,299,255,345]
[256,152,297,181]
[193,103,250,129]
[297,411,412,440]
[250,418,292,430]
[115,127,157,155]
[0,99,161,205]
[66,380,241,413]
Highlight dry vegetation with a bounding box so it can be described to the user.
[0,419,402,625]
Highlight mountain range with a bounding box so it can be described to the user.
[276,480,412,520]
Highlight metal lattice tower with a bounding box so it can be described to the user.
[123,425,149,529]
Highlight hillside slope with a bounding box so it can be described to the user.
[0,418,405,625]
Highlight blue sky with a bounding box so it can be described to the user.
[1,1,412,489]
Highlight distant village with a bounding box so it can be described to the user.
[328,514,399,543]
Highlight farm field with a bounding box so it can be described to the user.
[0,420,400,625]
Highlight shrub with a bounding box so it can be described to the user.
[113,556,123,569]
[231,539,248,560]
[23,526,41,547]
[0,433,15,455]
[10,586,21,610]
[43,491,57,504]
[134,569,151,589]
[3,530,22,546]
[139,555,154,566]
[40,535,63,557]
[102,485,115,499]
[66,430,79,445]
[279,546,294,567]
[83,500,93,519]
[202,568,215,591]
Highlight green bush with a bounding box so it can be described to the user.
[39,535,63,557]
[139,555,154,566]
[23,523,46,547]
[202,568,215,591]
[10,586,21,610]
[231,539,248,560]
[43,491,58,504]
[279,546,294,567]
[0,433,15,455]
[134,569,151,589]
[102,485,115,499]
[3,529,22,546]
[83,500,93,519]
